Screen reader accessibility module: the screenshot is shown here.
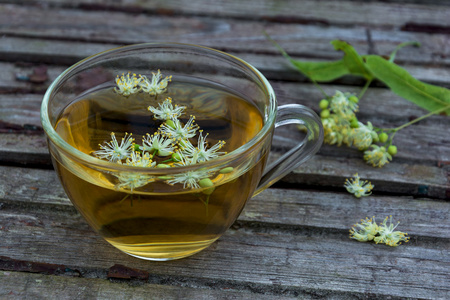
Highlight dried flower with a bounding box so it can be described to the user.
[124,151,156,168]
[160,116,198,141]
[364,145,392,168]
[350,217,380,242]
[180,132,226,163]
[114,73,141,96]
[148,97,186,121]
[329,90,358,119]
[139,69,172,96]
[350,215,409,247]
[352,121,375,150]
[166,168,213,189]
[374,216,410,247]
[141,133,175,157]
[344,173,374,198]
[93,132,134,162]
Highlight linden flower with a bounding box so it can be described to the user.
[364,145,392,168]
[124,151,156,168]
[115,172,152,193]
[180,132,226,163]
[374,216,410,247]
[93,132,134,162]
[350,217,380,242]
[141,133,175,157]
[148,97,186,121]
[329,90,358,119]
[344,173,374,198]
[139,69,172,96]
[167,167,214,189]
[160,116,198,141]
[352,121,375,150]
[114,73,141,96]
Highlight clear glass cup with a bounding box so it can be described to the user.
[41,43,323,260]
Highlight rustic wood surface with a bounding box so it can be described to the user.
[0,1,449,299]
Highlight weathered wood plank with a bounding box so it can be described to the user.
[2,37,450,90]
[1,4,450,66]
[0,205,448,299]
[1,165,449,236]
[6,0,450,28]
[0,271,297,300]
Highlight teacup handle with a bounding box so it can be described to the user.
[254,104,324,195]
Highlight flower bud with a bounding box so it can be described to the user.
[319,99,329,110]
[348,95,359,103]
[172,152,182,162]
[165,119,176,129]
[387,145,398,156]
[320,109,330,119]
[378,132,389,143]
[156,163,170,168]
[219,167,234,174]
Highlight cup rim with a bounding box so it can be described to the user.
[41,42,277,173]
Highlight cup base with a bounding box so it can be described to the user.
[107,238,218,261]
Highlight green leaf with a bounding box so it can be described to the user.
[388,41,421,63]
[264,32,349,82]
[364,55,450,115]
[288,58,349,82]
[331,40,373,80]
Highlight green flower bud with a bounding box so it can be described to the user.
[172,152,182,162]
[350,118,359,128]
[133,144,142,152]
[319,99,329,110]
[219,167,234,174]
[379,132,389,143]
[199,178,213,188]
[320,109,330,119]
[165,119,176,129]
[203,187,215,195]
[158,176,173,180]
[156,163,170,168]
[348,95,359,103]
[388,145,398,156]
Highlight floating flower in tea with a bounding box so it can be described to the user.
[93,70,227,196]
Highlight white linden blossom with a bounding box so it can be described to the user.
[167,165,213,189]
[148,97,186,121]
[350,217,380,242]
[93,132,134,162]
[344,173,374,198]
[114,73,141,96]
[329,90,358,119]
[141,133,175,157]
[364,145,392,168]
[374,216,410,247]
[139,69,172,96]
[125,151,156,168]
[115,172,152,193]
[114,152,155,192]
[352,121,375,150]
[181,132,226,163]
[160,116,198,141]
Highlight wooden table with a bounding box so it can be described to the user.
[1,1,449,299]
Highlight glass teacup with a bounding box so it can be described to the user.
[41,43,323,260]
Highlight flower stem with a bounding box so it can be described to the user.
[358,79,373,100]
[390,104,450,132]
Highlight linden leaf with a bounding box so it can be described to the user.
[331,40,373,80]
[265,32,349,82]
[288,59,349,82]
[364,55,450,115]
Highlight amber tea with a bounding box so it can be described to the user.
[52,76,267,260]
